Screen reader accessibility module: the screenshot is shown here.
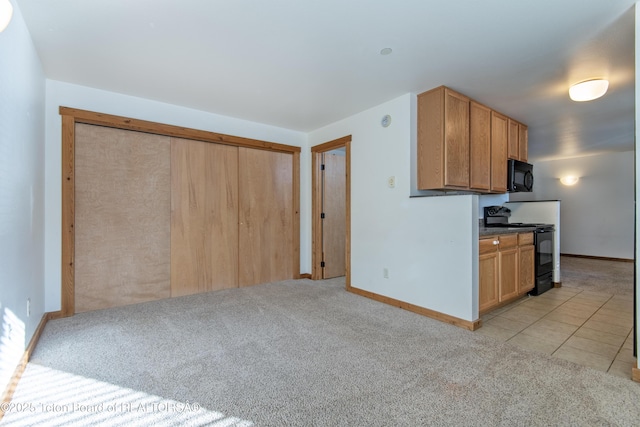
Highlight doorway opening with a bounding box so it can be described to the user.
[311,136,351,287]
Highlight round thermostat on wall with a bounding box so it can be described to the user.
[381,115,392,128]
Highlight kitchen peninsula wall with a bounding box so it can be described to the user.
[310,93,479,327]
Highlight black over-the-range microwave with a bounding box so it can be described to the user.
[507,159,534,192]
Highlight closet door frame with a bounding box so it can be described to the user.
[60,107,300,317]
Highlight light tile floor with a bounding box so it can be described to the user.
[477,286,635,379]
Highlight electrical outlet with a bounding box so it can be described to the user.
[383,268,389,279]
[27,298,30,317]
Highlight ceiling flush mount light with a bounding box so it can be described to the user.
[560,176,579,186]
[569,79,609,102]
[380,48,393,56]
[0,0,13,32]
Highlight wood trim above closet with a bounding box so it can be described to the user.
[59,107,301,154]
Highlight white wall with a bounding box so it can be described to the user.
[635,1,639,372]
[44,81,309,312]
[308,94,478,321]
[511,152,634,259]
[478,194,509,219]
[0,1,46,393]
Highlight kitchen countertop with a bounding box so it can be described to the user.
[479,226,537,237]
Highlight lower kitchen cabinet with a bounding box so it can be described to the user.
[518,233,535,293]
[498,234,518,302]
[479,232,534,314]
[479,238,499,312]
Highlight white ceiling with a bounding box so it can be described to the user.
[15,0,636,161]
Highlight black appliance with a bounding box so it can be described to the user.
[483,206,554,295]
[508,159,534,192]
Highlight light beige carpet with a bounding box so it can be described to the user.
[2,276,639,426]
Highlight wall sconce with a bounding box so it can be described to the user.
[569,79,609,102]
[0,0,13,32]
[560,176,579,186]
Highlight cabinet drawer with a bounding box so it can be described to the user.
[518,232,534,246]
[499,234,518,249]
[480,238,499,255]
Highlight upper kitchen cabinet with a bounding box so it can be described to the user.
[518,123,528,162]
[508,119,528,162]
[469,101,491,191]
[417,85,529,193]
[490,111,508,193]
[417,86,470,190]
[508,119,519,159]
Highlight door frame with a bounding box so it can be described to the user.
[60,107,301,317]
[311,136,351,287]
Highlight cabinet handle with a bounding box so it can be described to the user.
[493,240,499,245]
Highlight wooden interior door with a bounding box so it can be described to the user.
[321,151,346,279]
[170,138,239,297]
[238,147,295,286]
[74,124,171,312]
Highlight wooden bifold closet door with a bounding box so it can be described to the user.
[74,123,297,312]
[74,124,171,312]
[238,147,295,286]
[170,138,239,297]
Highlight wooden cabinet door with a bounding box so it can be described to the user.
[519,245,535,293]
[508,119,519,160]
[417,88,442,190]
[519,123,528,162]
[479,252,499,313]
[444,89,470,188]
[499,246,518,302]
[479,238,499,313]
[239,148,295,286]
[170,138,239,297]
[417,86,470,190]
[490,112,508,193]
[469,102,491,191]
